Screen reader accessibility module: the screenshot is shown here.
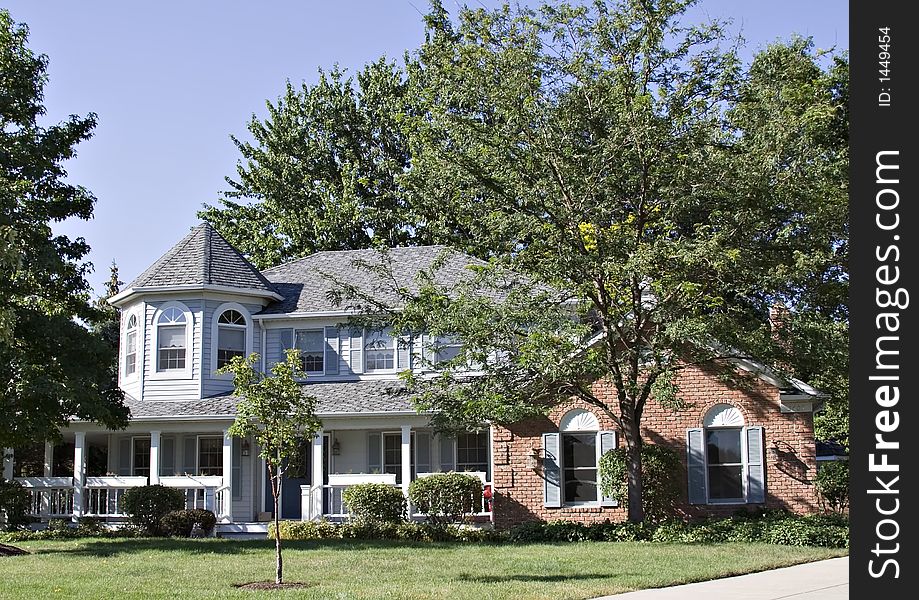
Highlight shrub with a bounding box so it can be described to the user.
[408,473,483,525]
[160,509,217,537]
[121,485,184,535]
[341,483,406,525]
[0,480,31,531]
[599,444,681,523]
[268,518,504,543]
[815,460,849,513]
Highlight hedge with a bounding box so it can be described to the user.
[408,473,483,525]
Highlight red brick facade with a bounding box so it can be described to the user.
[490,365,819,529]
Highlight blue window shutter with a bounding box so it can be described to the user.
[745,426,766,503]
[415,432,432,474]
[324,327,340,375]
[543,432,562,508]
[367,433,381,473]
[161,436,175,476]
[232,437,242,500]
[439,435,455,472]
[598,430,618,507]
[183,436,197,475]
[118,438,131,476]
[397,335,411,370]
[349,328,363,374]
[687,428,706,504]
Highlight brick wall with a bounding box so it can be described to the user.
[491,364,818,529]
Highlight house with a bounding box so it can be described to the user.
[2,223,824,531]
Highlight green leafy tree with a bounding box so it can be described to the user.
[199,59,425,269]
[357,0,847,523]
[219,350,321,585]
[0,10,128,450]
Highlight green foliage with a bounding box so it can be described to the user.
[599,445,681,522]
[815,461,849,513]
[0,10,128,449]
[269,519,502,543]
[0,479,31,530]
[199,59,423,269]
[341,483,406,525]
[407,473,483,525]
[159,509,217,537]
[121,485,185,536]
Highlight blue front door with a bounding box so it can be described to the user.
[265,436,328,519]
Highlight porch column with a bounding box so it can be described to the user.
[222,428,233,522]
[149,430,161,484]
[43,442,53,477]
[72,432,86,522]
[400,425,412,496]
[310,431,323,520]
[2,448,13,481]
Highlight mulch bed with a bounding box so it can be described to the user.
[0,543,30,556]
[233,582,315,591]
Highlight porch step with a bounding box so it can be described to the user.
[216,522,269,537]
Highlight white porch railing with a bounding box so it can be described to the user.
[15,477,74,519]
[84,476,147,517]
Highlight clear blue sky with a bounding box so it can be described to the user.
[3,0,848,298]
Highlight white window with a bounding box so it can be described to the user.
[157,306,187,371]
[216,309,246,369]
[364,329,395,372]
[455,431,489,474]
[553,409,616,507]
[133,437,151,477]
[197,437,223,476]
[687,404,765,505]
[428,335,462,364]
[562,432,598,503]
[125,314,138,376]
[295,329,324,373]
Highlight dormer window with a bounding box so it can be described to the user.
[216,309,247,369]
[125,314,138,377]
[157,307,187,371]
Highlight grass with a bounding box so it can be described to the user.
[0,537,846,599]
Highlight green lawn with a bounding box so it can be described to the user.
[0,538,846,599]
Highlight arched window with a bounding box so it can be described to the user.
[125,314,138,376]
[216,309,247,369]
[687,403,765,505]
[157,306,187,371]
[559,409,601,504]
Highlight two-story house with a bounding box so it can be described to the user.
[3,223,824,532]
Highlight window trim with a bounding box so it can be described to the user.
[150,301,193,378]
[210,303,253,377]
[704,426,748,504]
[558,409,603,507]
[196,435,224,477]
[453,431,490,477]
[294,328,325,375]
[363,328,397,373]
[123,312,139,379]
[131,436,152,478]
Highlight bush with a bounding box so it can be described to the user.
[121,485,184,535]
[341,483,406,525]
[0,480,31,531]
[815,460,849,513]
[268,518,504,543]
[598,444,681,522]
[160,509,217,537]
[408,473,483,525]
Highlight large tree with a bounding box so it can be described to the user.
[199,59,425,269]
[360,0,848,523]
[0,11,128,450]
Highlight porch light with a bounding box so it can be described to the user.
[332,438,341,455]
[241,439,250,457]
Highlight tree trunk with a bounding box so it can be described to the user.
[271,464,283,585]
[622,419,645,523]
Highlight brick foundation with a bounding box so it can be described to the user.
[491,364,818,528]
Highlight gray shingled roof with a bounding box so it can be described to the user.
[259,246,487,314]
[125,223,279,297]
[123,380,417,419]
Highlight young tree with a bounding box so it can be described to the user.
[0,11,128,449]
[219,350,320,586]
[372,0,847,523]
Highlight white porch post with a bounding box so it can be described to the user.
[72,432,86,522]
[149,430,161,484]
[222,428,233,522]
[43,442,53,477]
[400,425,412,496]
[310,431,323,520]
[2,448,13,481]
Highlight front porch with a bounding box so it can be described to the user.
[2,417,494,525]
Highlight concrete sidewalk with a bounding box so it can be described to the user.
[594,557,848,599]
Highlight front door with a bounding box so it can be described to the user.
[266,435,329,519]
